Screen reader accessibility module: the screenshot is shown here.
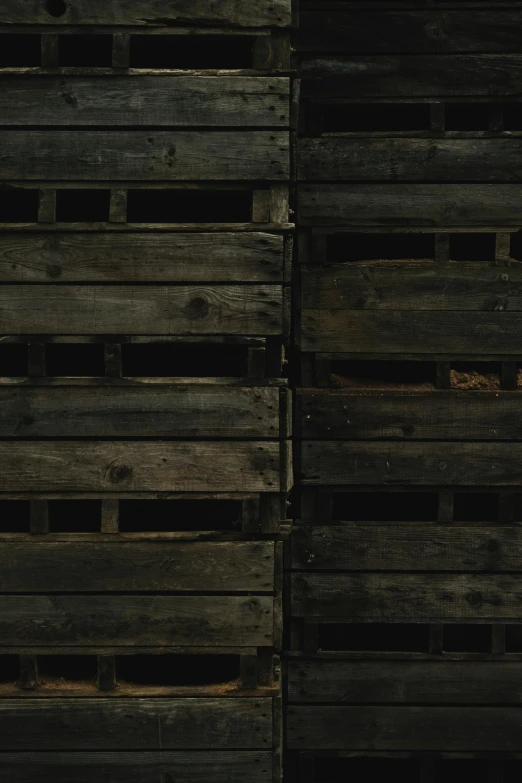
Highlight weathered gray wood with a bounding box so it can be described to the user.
[0,699,272,749]
[0,540,274,592]
[0,442,281,492]
[298,185,522,227]
[0,132,289,180]
[291,526,522,572]
[0,596,273,646]
[0,285,283,335]
[287,705,522,751]
[0,386,280,437]
[0,77,290,127]
[292,572,522,622]
[301,441,522,486]
[0,233,284,282]
[288,659,522,704]
[0,751,273,783]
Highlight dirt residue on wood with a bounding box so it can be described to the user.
[329,373,435,391]
[450,369,500,390]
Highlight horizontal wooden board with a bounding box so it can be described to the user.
[298,185,522,227]
[0,285,283,335]
[0,132,289,181]
[300,55,522,98]
[292,572,522,622]
[0,233,285,283]
[0,595,273,646]
[288,659,522,704]
[298,138,522,182]
[0,77,289,127]
[301,311,522,354]
[298,391,522,440]
[291,526,522,572]
[0,442,281,492]
[301,441,522,486]
[0,540,274,592]
[0,699,272,750]
[0,386,281,437]
[287,705,522,750]
[0,752,273,783]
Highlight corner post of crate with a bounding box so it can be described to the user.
[109,190,128,224]
[272,695,283,783]
[252,190,271,223]
[41,34,59,67]
[112,34,130,69]
[19,655,38,690]
[259,493,282,534]
[434,234,450,264]
[101,500,119,534]
[104,343,122,378]
[495,233,512,266]
[270,185,289,225]
[38,189,56,223]
[253,30,291,71]
[97,655,116,691]
[274,541,284,652]
[241,496,262,535]
[438,490,454,523]
[30,500,49,535]
[239,653,258,690]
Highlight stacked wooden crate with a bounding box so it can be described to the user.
[289,2,522,781]
[0,1,292,780]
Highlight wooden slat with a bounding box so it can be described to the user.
[0,595,273,646]
[291,526,522,572]
[0,285,283,335]
[0,442,281,492]
[0,132,289,181]
[0,233,285,283]
[0,386,280,438]
[0,541,274,592]
[288,659,522,704]
[292,572,522,622]
[0,77,290,127]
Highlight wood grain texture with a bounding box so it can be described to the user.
[0,77,290,127]
[0,132,289,181]
[0,540,274,592]
[0,442,281,492]
[0,233,285,283]
[0,285,283,335]
[0,595,273,646]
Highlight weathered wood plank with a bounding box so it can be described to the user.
[287,705,522,751]
[0,386,280,437]
[292,572,522,622]
[0,596,273,646]
[298,185,522,227]
[0,752,273,783]
[301,441,522,486]
[0,442,281,492]
[0,541,274,592]
[0,77,290,127]
[0,132,289,180]
[0,233,285,283]
[0,285,283,335]
[298,138,522,182]
[291,526,522,572]
[288,660,522,704]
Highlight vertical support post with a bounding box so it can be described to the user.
[19,655,39,690]
[101,500,119,534]
[30,501,49,535]
[98,655,116,691]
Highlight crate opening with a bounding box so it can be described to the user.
[121,343,249,378]
[330,360,437,391]
[434,760,490,783]
[129,35,254,69]
[115,654,240,686]
[503,103,522,131]
[0,344,28,377]
[443,624,492,653]
[321,103,430,132]
[505,625,522,652]
[45,344,105,377]
[37,655,97,683]
[504,760,522,782]
[453,492,498,522]
[326,233,434,263]
[126,189,252,224]
[56,189,111,223]
[318,623,430,653]
[48,500,101,533]
[58,35,113,67]
[510,232,522,261]
[0,34,41,67]
[449,233,496,262]
[0,189,39,223]
[445,103,491,131]
[0,656,19,684]
[331,491,439,522]
[450,362,501,391]
[118,499,242,532]
[315,757,420,783]
[0,501,30,533]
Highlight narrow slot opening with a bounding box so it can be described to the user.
[56,190,110,223]
[45,344,105,377]
[48,500,102,533]
[0,501,30,533]
[505,625,522,652]
[118,499,242,532]
[115,654,240,687]
[0,656,19,684]
[127,189,252,224]
[330,360,437,391]
[121,343,249,378]
[443,624,492,653]
[449,233,496,262]
[326,233,434,263]
[445,103,491,131]
[450,362,501,391]
[453,492,498,522]
[434,760,490,783]
[510,232,522,261]
[318,623,430,653]
[332,491,439,522]
[502,103,522,131]
[321,103,430,132]
[0,189,39,223]
[315,758,420,783]
[129,35,254,69]
[0,344,28,377]
[0,35,41,67]
[514,495,522,521]
[58,35,113,67]
[37,655,97,684]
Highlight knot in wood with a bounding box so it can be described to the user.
[185,296,209,319]
[108,463,133,484]
[46,0,67,17]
